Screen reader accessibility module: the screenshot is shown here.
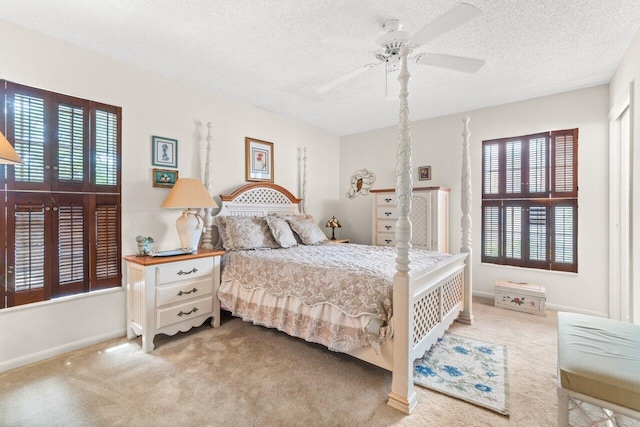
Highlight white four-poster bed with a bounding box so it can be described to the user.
[203,47,473,415]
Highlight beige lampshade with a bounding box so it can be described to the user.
[161,178,218,209]
[0,131,22,165]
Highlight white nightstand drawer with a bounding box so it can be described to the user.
[376,220,396,233]
[156,257,213,285]
[376,206,398,219]
[376,234,396,246]
[157,296,213,329]
[156,277,213,307]
[376,194,396,206]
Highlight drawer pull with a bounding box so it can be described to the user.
[384,211,392,217]
[177,268,198,276]
[385,239,392,244]
[177,287,198,297]
[177,307,199,317]
[385,198,392,202]
[385,225,392,230]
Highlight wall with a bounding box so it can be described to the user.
[609,27,640,322]
[0,20,340,371]
[340,85,610,316]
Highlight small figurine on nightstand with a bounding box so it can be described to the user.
[135,236,154,256]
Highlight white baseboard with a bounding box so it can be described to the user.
[472,290,608,318]
[0,328,126,373]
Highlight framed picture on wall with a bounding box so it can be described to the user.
[245,137,274,182]
[152,136,178,168]
[418,165,431,181]
[152,168,178,188]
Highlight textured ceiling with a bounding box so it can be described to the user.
[2,0,640,136]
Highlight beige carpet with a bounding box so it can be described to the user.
[0,298,634,426]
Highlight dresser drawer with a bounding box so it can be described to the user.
[376,234,396,246]
[156,257,213,285]
[376,206,398,219]
[376,194,396,206]
[376,220,396,233]
[156,296,213,329]
[156,277,213,307]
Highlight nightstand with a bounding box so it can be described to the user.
[124,249,224,352]
[328,238,350,243]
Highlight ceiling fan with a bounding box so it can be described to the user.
[316,3,485,95]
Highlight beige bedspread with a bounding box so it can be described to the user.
[219,243,449,352]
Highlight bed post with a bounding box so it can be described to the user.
[302,147,308,214]
[201,122,215,249]
[458,117,474,324]
[387,46,417,415]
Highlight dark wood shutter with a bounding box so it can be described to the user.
[551,129,578,198]
[6,192,50,306]
[92,104,121,192]
[481,129,577,272]
[1,80,122,309]
[481,201,501,263]
[551,200,578,272]
[52,194,89,297]
[91,195,121,290]
[53,96,90,192]
[6,85,51,191]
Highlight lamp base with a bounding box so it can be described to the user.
[330,228,336,240]
[175,209,203,250]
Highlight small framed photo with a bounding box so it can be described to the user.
[152,168,178,188]
[418,166,431,181]
[245,137,274,182]
[152,136,178,168]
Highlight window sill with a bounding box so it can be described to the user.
[0,287,124,315]
[480,262,578,277]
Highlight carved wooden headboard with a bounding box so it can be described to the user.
[217,183,302,217]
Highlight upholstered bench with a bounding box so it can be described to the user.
[557,312,640,426]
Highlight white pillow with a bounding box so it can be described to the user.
[287,216,328,246]
[265,216,297,248]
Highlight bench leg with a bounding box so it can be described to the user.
[557,386,570,427]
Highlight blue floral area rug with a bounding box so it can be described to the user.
[413,333,509,415]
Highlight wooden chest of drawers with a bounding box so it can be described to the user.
[124,249,224,352]
[371,187,449,252]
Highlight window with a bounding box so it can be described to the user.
[481,129,578,273]
[1,81,122,309]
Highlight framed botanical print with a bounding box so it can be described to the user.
[152,136,178,168]
[245,137,274,182]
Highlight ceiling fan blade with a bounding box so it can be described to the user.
[321,35,380,52]
[409,3,481,47]
[316,63,380,94]
[415,53,485,74]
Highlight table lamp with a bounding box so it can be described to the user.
[161,178,218,250]
[0,131,22,164]
[325,216,342,240]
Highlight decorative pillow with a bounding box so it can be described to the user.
[212,216,229,250]
[287,216,328,246]
[265,216,297,248]
[224,216,279,250]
